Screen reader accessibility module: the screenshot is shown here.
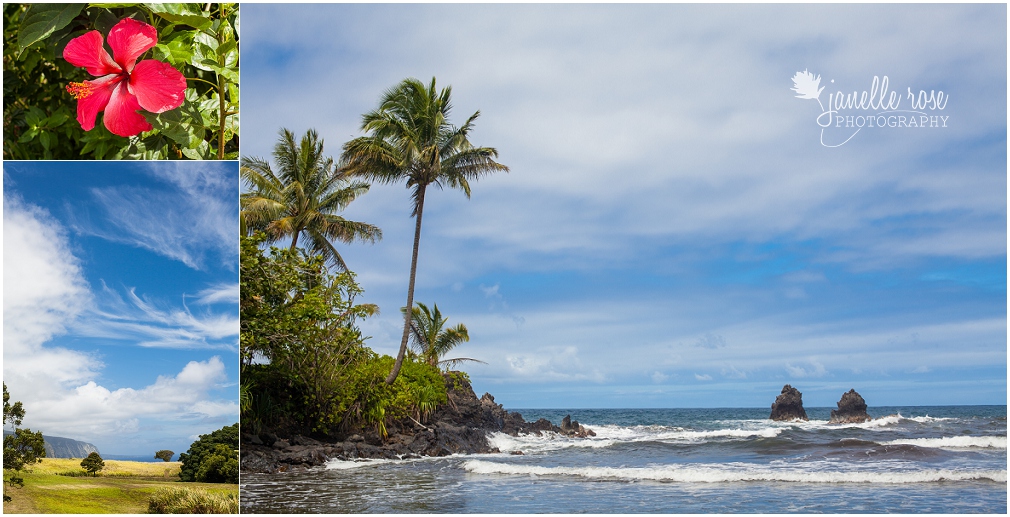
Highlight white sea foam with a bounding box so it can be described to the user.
[487,431,616,453]
[883,436,1007,450]
[325,458,393,470]
[487,424,783,454]
[462,459,1007,484]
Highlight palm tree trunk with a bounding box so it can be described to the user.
[386,185,426,384]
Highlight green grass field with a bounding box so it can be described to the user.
[3,458,238,514]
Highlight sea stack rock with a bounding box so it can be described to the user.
[559,414,597,438]
[770,384,808,421]
[829,389,872,423]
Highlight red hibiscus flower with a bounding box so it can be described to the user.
[63,18,187,137]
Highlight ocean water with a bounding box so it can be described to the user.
[240,406,1006,513]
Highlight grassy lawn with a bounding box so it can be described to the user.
[3,459,238,514]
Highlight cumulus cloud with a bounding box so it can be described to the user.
[27,357,232,438]
[3,189,237,446]
[3,194,99,387]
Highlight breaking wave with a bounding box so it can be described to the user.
[882,436,1007,450]
[462,459,1007,484]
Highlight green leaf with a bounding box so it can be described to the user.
[153,12,212,31]
[18,129,39,144]
[17,4,84,54]
[153,37,193,67]
[144,3,202,16]
[25,107,45,128]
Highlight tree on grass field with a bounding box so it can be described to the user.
[154,449,174,462]
[342,77,508,384]
[81,452,105,476]
[178,423,238,484]
[241,128,382,271]
[3,383,46,502]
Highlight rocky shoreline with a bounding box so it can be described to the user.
[241,373,594,474]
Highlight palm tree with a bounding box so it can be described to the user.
[404,302,485,371]
[241,128,382,270]
[341,77,508,384]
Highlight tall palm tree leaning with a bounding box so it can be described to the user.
[341,77,508,384]
[241,128,382,271]
[404,302,486,371]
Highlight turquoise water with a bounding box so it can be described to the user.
[240,405,1006,513]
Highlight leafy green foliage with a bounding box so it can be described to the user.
[154,449,174,462]
[448,370,472,392]
[240,235,447,437]
[80,452,105,476]
[3,383,46,502]
[148,487,238,514]
[3,3,238,159]
[177,424,238,484]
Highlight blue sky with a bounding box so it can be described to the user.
[3,162,238,456]
[245,4,1004,409]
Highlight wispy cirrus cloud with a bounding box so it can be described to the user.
[68,163,237,271]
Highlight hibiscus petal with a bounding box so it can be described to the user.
[74,75,120,131]
[130,60,187,113]
[107,18,158,72]
[103,80,152,137]
[63,30,121,76]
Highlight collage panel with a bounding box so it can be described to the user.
[2,2,1006,515]
[3,161,239,512]
[3,3,238,160]
[236,3,1005,514]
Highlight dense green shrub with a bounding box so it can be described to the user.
[240,235,448,437]
[177,424,237,484]
[147,487,238,514]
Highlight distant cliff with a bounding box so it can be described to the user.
[4,431,99,458]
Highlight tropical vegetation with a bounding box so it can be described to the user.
[4,3,239,159]
[406,302,486,371]
[241,128,382,271]
[341,76,508,384]
[240,76,501,445]
[240,234,446,437]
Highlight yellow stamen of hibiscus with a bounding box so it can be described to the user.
[66,82,94,99]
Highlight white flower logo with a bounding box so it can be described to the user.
[791,69,825,101]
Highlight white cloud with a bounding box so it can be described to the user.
[785,360,828,379]
[73,284,239,351]
[69,164,237,271]
[27,357,231,438]
[194,283,240,305]
[3,194,99,387]
[2,191,237,446]
[505,346,605,382]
